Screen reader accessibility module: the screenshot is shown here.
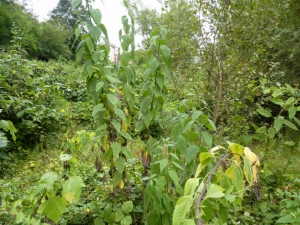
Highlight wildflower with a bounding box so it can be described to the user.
[61,109,65,113]
[12,70,16,74]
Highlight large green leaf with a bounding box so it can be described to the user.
[282,119,298,130]
[72,0,82,9]
[177,135,187,157]
[116,157,126,174]
[143,111,154,129]
[184,178,200,196]
[107,93,118,105]
[173,195,193,223]
[40,172,58,191]
[89,8,102,26]
[62,176,85,204]
[204,183,225,200]
[122,201,133,213]
[186,145,200,164]
[202,131,212,149]
[257,108,272,118]
[38,197,67,223]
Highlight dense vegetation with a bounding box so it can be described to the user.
[1,0,300,224]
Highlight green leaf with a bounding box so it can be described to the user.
[116,157,126,174]
[92,104,105,117]
[267,127,276,139]
[177,135,187,157]
[284,141,295,147]
[107,93,118,105]
[204,183,225,199]
[160,28,168,39]
[62,176,85,203]
[202,131,212,149]
[272,89,283,98]
[115,209,124,222]
[120,131,132,140]
[276,215,293,224]
[173,196,193,222]
[243,157,252,183]
[218,205,228,225]
[149,58,160,75]
[269,98,284,105]
[85,37,95,54]
[186,145,200,164]
[113,171,123,187]
[112,142,122,157]
[288,106,297,120]
[72,0,82,9]
[122,201,133,213]
[112,120,121,132]
[160,45,171,62]
[40,172,58,191]
[274,118,283,132]
[38,197,67,223]
[96,82,104,92]
[257,108,272,117]
[184,178,200,196]
[143,111,154,129]
[168,170,184,194]
[115,108,126,121]
[282,119,298,130]
[90,8,102,26]
[285,97,295,106]
[121,215,132,225]
[94,217,105,225]
[159,159,168,172]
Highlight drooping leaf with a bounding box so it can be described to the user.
[202,131,212,149]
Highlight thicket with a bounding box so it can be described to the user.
[0,0,300,224]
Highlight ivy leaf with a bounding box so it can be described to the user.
[62,176,85,203]
[38,197,67,223]
[257,108,272,118]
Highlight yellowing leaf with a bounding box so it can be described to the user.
[62,176,85,204]
[229,143,244,165]
[119,180,124,190]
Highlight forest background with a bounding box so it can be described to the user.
[1,0,300,224]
